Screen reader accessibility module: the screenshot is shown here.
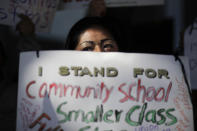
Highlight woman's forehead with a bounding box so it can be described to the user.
[79,27,113,40]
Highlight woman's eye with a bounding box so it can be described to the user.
[82,47,94,51]
[103,44,114,51]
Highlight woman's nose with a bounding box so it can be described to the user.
[93,45,102,52]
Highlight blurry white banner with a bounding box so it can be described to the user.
[61,0,164,9]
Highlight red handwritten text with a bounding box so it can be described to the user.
[118,79,172,103]
[26,81,114,103]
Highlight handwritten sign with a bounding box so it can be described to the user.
[62,0,164,9]
[17,51,194,131]
[0,0,59,32]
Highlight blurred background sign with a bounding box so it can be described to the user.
[184,19,197,89]
[0,0,59,32]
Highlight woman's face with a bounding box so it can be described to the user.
[75,27,119,52]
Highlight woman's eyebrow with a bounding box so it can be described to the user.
[101,38,114,43]
[80,38,114,45]
[80,41,95,45]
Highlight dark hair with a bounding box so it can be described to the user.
[65,17,122,50]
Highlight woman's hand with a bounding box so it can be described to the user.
[89,0,106,17]
[16,14,35,36]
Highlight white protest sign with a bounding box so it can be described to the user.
[62,0,164,9]
[17,51,194,131]
[0,0,59,32]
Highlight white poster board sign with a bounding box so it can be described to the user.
[184,20,197,89]
[62,0,164,9]
[17,51,194,131]
[0,0,59,32]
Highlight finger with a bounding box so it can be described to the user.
[16,21,21,31]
